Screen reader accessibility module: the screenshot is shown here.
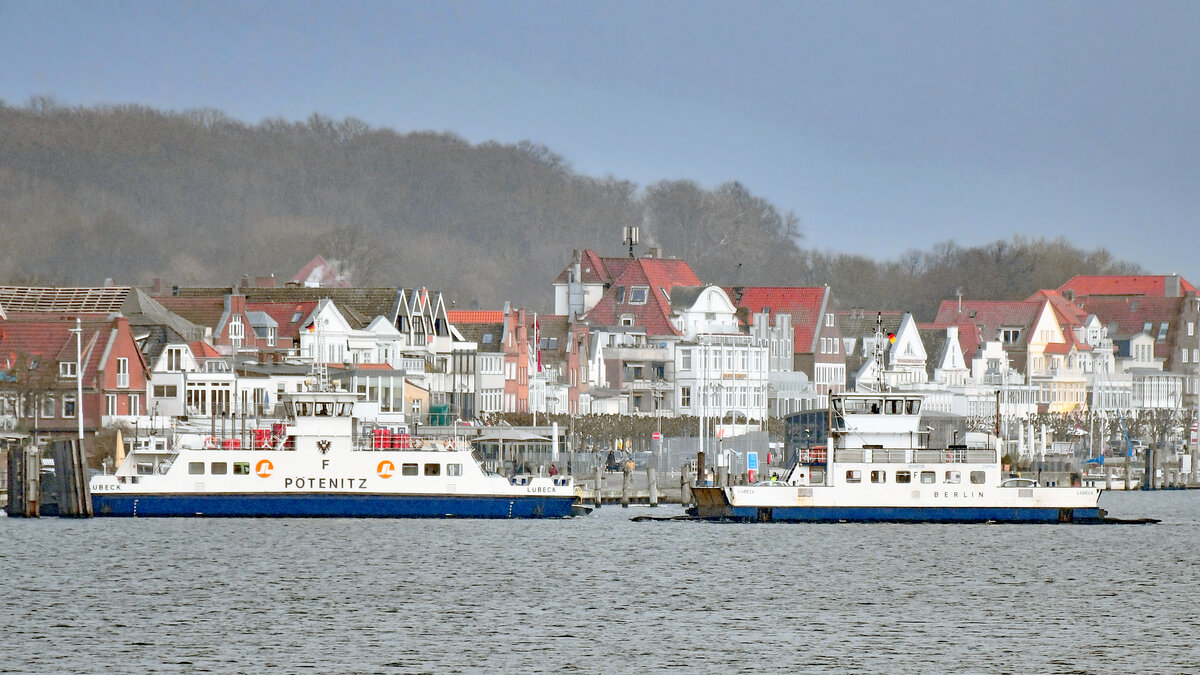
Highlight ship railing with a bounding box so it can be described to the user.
[799,448,827,464]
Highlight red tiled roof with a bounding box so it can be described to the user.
[245,301,318,343]
[448,310,504,324]
[726,286,828,352]
[581,255,702,336]
[1027,290,1088,327]
[188,341,222,359]
[1058,275,1196,298]
[155,296,227,328]
[933,300,1041,342]
[0,313,115,386]
[290,255,352,288]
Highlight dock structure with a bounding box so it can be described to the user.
[3,438,92,517]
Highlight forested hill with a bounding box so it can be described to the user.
[0,101,1139,318]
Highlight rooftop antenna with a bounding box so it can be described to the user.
[622,225,639,258]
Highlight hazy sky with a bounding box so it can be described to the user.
[3,0,1198,282]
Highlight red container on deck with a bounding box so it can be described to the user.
[373,428,391,449]
[392,433,411,449]
[221,438,242,449]
[253,429,271,449]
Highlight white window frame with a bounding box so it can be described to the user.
[59,361,77,379]
[106,394,117,416]
[117,357,130,388]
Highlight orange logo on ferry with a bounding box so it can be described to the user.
[256,459,274,478]
[377,460,395,478]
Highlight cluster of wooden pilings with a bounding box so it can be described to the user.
[3,439,92,517]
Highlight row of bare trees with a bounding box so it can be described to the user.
[1,100,1138,315]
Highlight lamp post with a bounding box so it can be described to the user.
[69,318,84,443]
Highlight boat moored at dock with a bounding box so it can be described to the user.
[689,391,1106,524]
[90,387,588,518]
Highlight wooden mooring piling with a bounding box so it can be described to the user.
[4,439,92,518]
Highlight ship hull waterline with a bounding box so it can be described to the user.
[92,492,578,518]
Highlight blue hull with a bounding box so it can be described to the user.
[93,493,577,518]
[713,505,1104,524]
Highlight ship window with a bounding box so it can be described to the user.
[316,402,333,416]
[447,464,463,476]
[945,471,960,484]
[338,403,353,416]
[845,470,862,483]
[809,468,824,484]
[233,462,250,476]
[424,463,441,476]
[970,471,986,484]
[871,470,886,483]
[188,462,205,475]
[884,399,903,414]
[211,462,228,475]
[905,399,920,415]
[297,402,313,416]
[402,463,419,476]
[896,471,912,484]
[920,471,936,484]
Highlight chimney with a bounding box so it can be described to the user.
[1166,274,1181,298]
[255,274,276,288]
[240,275,251,289]
[648,246,661,259]
[152,277,164,295]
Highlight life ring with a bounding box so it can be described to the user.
[204,437,218,449]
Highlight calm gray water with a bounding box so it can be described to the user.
[3,490,1199,674]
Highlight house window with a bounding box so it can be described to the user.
[267,327,277,347]
[153,385,178,398]
[117,358,129,388]
[1157,323,1169,341]
[616,287,626,303]
[106,394,117,416]
[1188,322,1194,337]
[680,386,691,408]
[165,347,183,372]
[59,361,77,379]
[1185,350,1191,364]
[629,286,649,305]
[128,394,140,415]
[1143,322,1154,335]
[681,349,691,371]
[230,316,245,347]
[62,393,76,418]
[620,315,635,327]
[1002,328,1021,344]
[825,313,833,327]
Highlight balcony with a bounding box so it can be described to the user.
[608,345,669,362]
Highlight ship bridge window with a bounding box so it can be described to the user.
[896,471,912,484]
[944,471,960,484]
[844,398,882,414]
[316,402,333,416]
[211,462,228,475]
[188,462,205,475]
[447,464,463,477]
[905,399,921,415]
[424,463,441,476]
[234,462,250,476]
[920,471,936,484]
[296,402,313,416]
[870,470,886,483]
[885,399,904,414]
[402,463,419,476]
[845,470,862,483]
[338,403,353,416]
[970,471,986,484]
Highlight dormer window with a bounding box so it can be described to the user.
[620,314,635,327]
[59,361,77,379]
[629,286,649,305]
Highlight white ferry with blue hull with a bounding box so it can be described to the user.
[90,388,585,519]
[690,392,1105,524]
